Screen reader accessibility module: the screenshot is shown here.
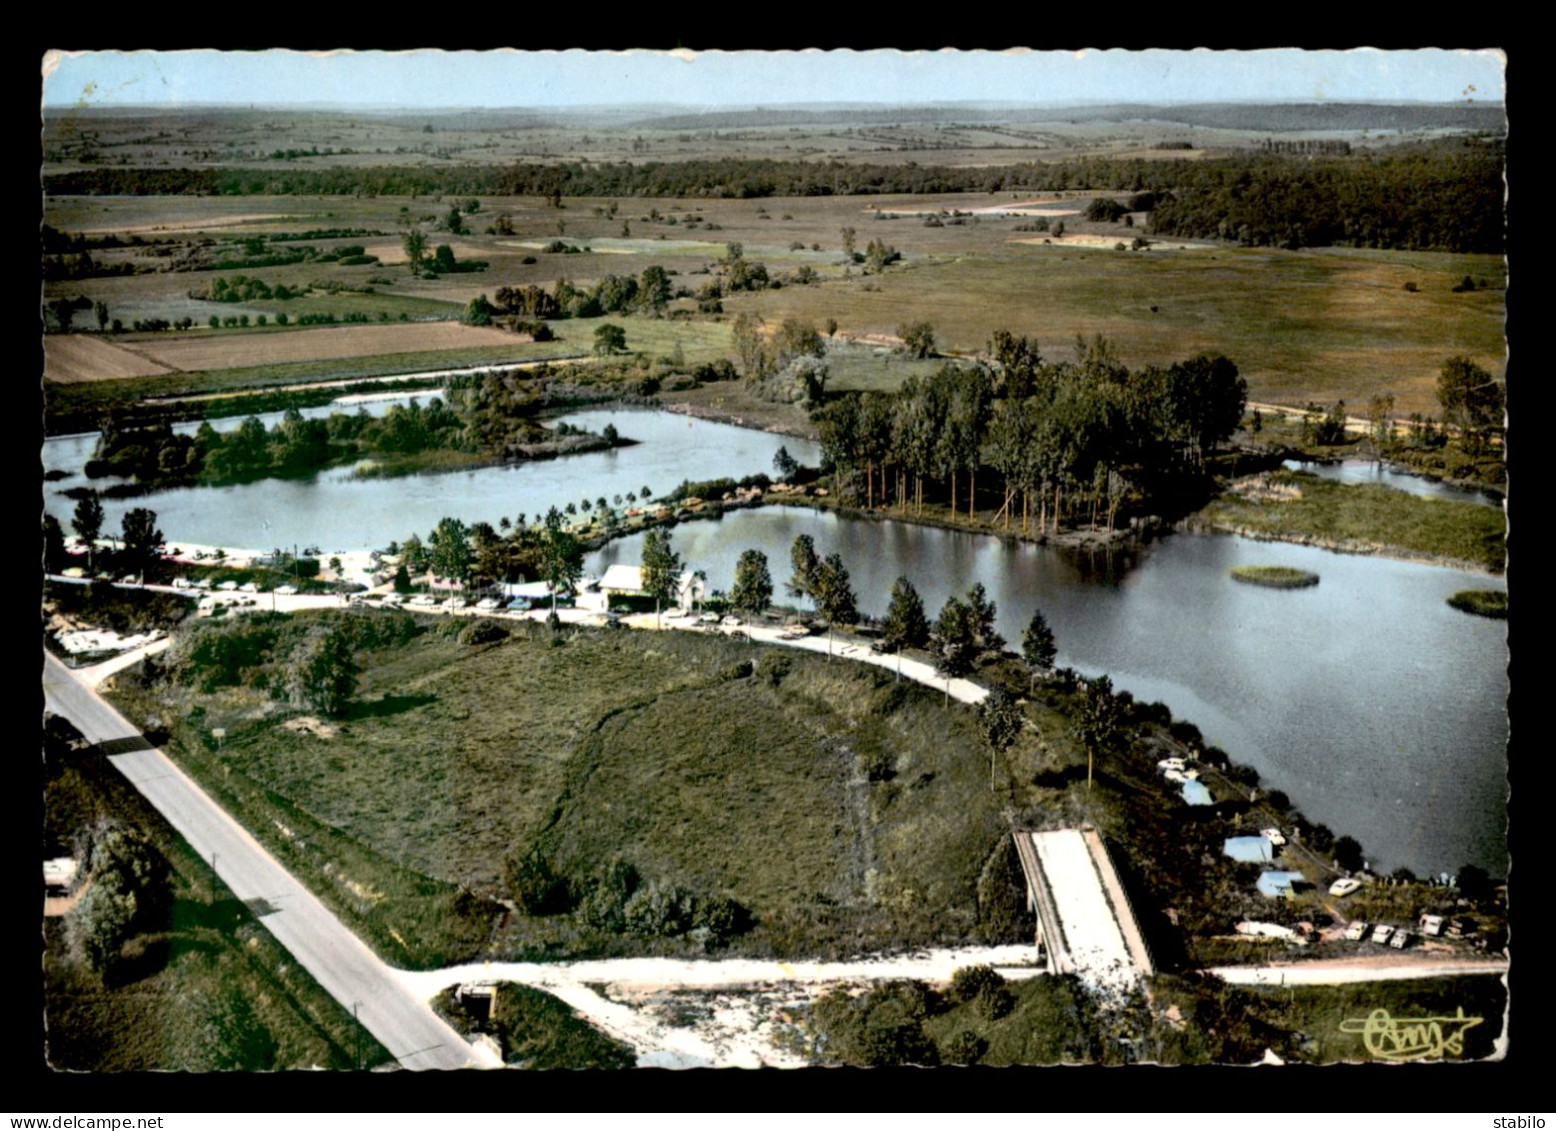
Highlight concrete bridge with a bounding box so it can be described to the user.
[1013,826,1155,993]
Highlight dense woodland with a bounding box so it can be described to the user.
[817,332,1247,533]
[44,140,1503,252]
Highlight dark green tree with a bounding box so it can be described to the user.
[67,824,171,976]
[539,508,584,620]
[978,686,1024,784]
[285,627,358,717]
[1333,835,1365,873]
[119,508,163,575]
[813,552,858,658]
[897,321,936,359]
[72,491,104,569]
[428,517,472,586]
[639,528,683,626]
[880,577,931,655]
[43,514,67,573]
[402,229,427,275]
[1078,674,1124,792]
[788,534,820,602]
[594,323,628,356]
[1436,355,1504,452]
[773,445,799,480]
[932,595,978,703]
[731,549,774,618]
[1022,608,1058,687]
[966,582,1005,654]
[639,265,672,313]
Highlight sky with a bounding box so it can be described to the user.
[41,48,1506,111]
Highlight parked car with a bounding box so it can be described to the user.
[1261,828,1287,847]
[1370,924,1395,945]
[275,584,298,595]
[1329,878,1363,897]
[698,612,720,624]
[1420,914,1445,937]
[172,577,192,589]
[218,580,240,592]
[1389,929,1413,950]
[721,615,742,627]
[1344,921,1370,941]
[239,582,258,593]
[476,597,501,610]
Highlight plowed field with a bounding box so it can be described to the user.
[43,336,178,383]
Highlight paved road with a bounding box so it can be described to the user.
[1207,958,1509,986]
[42,651,492,1071]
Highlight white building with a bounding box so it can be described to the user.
[575,565,704,613]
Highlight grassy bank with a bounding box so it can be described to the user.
[1197,470,1505,572]
[109,612,1019,962]
[42,719,389,1070]
[1149,973,1506,1064]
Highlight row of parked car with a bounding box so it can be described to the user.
[1342,913,1472,950]
[173,577,300,595]
[372,593,534,612]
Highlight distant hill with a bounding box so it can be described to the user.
[622,101,1504,134]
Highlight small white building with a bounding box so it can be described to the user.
[43,857,78,896]
[576,565,704,613]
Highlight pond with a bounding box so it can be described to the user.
[42,405,822,554]
[1281,458,1502,507]
[589,505,1507,877]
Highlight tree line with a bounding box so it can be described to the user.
[44,139,1503,254]
[1147,144,1504,253]
[815,333,1247,535]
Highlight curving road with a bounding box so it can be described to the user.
[42,651,494,1071]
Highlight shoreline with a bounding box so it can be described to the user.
[1184,516,1505,579]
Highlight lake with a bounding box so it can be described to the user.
[41,406,1508,876]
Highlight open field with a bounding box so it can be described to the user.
[44,186,1505,416]
[111,616,1016,961]
[120,321,525,373]
[43,334,178,382]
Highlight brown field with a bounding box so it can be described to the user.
[43,335,178,383]
[100,322,527,374]
[361,240,503,266]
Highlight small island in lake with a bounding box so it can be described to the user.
[1230,565,1321,589]
[1447,589,1507,618]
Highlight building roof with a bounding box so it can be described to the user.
[599,564,646,592]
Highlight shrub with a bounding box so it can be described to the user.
[764,655,792,687]
[976,984,1016,1021]
[623,881,697,936]
[504,849,569,915]
[459,619,508,646]
[941,1030,988,1065]
[949,964,1006,1005]
[578,858,640,932]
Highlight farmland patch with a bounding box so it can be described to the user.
[125,322,528,372]
[44,335,179,383]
